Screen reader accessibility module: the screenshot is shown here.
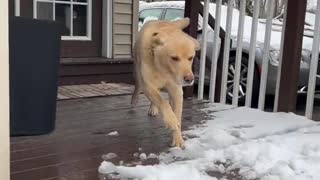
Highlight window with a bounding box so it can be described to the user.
[164,8,184,21]
[34,0,92,41]
[139,8,163,23]
[138,8,163,30]
[164,8,202,30]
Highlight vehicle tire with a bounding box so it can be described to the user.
[225,55,260,106]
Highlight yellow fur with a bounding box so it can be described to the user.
[131,18,200,148]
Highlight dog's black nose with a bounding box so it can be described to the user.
[184,75,194,83]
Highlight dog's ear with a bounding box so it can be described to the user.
[151,31,165,47]
[172,18,190,30]
[190,37,200,51]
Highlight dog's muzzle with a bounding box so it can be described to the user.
[183,74,194,86]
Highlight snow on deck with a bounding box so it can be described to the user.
[99,105,320,180]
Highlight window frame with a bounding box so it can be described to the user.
[33,0,92,41]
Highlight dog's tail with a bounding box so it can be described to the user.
[131,65,141,107]
[131,43,141,107]
[131,83,141,107]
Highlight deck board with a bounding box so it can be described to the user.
[10,95,216,180]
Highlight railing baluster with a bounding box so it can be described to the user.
[198,0,210,100]
[209,0,222,102]
[220,0,234,104]
[232,0,246,106]
[274,0,288,112]
[258,0,275,110]
[245,0,260,107]
[306,0,320,119]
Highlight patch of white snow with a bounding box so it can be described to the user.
[99,106,320,180]
[102,153,117,160]
[107,131,119,136]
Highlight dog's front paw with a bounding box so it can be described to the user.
[171,131,185,149]
[148,104,159,117]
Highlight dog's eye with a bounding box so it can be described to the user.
[171,56,180,62]
[188,57,193,61]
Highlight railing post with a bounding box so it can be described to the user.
[277,0,307,112]
[305,0,320,119]
[219,0,233,104]
[183,0,200,99]
[197,2,226,102]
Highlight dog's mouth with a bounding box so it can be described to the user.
[182,80,194,87]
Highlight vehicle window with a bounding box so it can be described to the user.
[138,9,163,30]
[164,8,184,21]
[139,9,163,22]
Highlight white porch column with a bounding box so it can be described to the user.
[0,0,10,179]
[102,0,113,58]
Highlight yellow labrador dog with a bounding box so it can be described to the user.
[131,18,200,148]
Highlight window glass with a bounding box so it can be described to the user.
[34,0,91,39]
[73,5,87,36]
[37,2,53,20]
[55,3,71,36]
[139,8,163,30]
[139,9,163,22]
[164,8,184,21]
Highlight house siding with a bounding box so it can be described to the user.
[113,0,134,58]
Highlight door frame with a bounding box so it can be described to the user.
[0,0,10,179]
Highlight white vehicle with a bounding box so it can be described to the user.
[139,1,320,104]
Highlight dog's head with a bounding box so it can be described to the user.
[151,18,200,86]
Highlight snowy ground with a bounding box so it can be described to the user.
[99,104,320,180]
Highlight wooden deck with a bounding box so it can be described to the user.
[10,94,242,180]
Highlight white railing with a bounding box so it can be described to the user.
[232,0,246,106]
[208,0,222,102]
[306,0,320,119]
[197,0,320,120]
[245,0,260,107]
[197,0,280,108]
[198,0,210,100]
[257,0,275,110]
[220,0,234,104]
[273,0,288,112]
[198,0,280,107]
